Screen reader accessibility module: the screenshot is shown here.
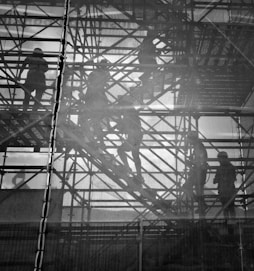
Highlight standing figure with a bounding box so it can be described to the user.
[85,59,110,108]
[183,131,208,215]
[213,151,236,219]
[19,48,48,111]
[117,95,143,184]
[138,30,158,87]
[81,59,110,147]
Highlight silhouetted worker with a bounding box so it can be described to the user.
[117,95,143,185]
[19,48,48,111]
[85,59,110,106]
[81,59,110,147]
[214,151,236,219]
[183,131,208,215]
[138,30,158,87]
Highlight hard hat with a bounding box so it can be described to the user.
[187,131,199,139]
[117,95,134,107]
[33,48,43,56]
[97,59,108,69]
[217,151,228,158]
[100,59,108,64]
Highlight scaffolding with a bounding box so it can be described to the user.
[0,0,254,218]
[0,0,254,269]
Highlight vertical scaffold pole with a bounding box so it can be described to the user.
[33,0,70,270]
[138,219,143,271]
[239,221,244,271]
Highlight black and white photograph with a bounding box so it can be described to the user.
[0,0,254,270]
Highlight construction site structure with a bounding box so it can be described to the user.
[0,0,254,270]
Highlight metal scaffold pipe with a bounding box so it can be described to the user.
[33,0,71,270]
